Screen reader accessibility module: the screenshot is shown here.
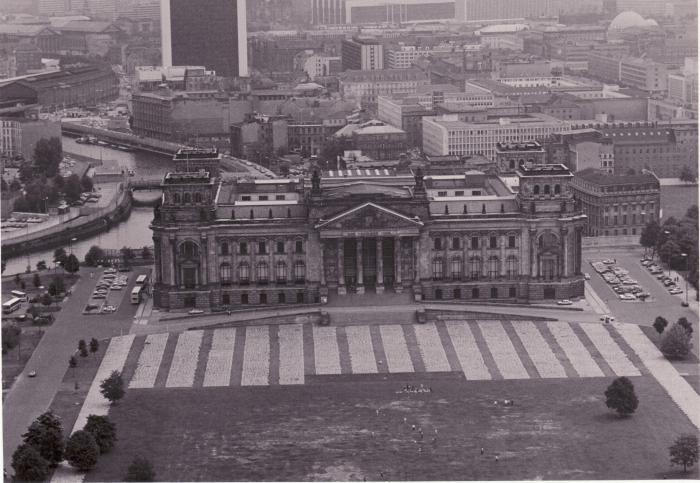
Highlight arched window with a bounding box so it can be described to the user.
[220,242,229,255]
[433,238,442,250]
[294,261,305,282]
[451,257,461,279]
[194,192,202,203]
[538,232,558,249]
[506,256,518,279]
[432,258,444,280]
[184,192,191,203]
[173,193,181,204]
[238,262,250,283]
[219,263,231,284]
[519,159,525,167]
[276,261,287,282]
[488,256,500,279]
[469,257,482,280]
[257,262,269,283]
[533,185,540,195]
[544,185,551,195]
[179,241,199,259]
[554,184,561,194]
[509,159,515,169]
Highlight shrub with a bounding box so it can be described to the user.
[69,355,77,368]
[21,411,64,467]
[125,456,156,482]
[80,346,89,358]
[11,444,50,482]
[65,430,99,471]
[100,370,125,404]
[2,325,21,354]
[669,434,699,472]
[604,376,638,416]
[90,337,99,353]
[677,317,693,336]
[661,323,693,360]
[84,415,117,454]
[653,316,668,334]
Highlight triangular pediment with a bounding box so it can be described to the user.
[316,202,423,231]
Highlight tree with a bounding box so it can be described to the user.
[660,323,693,360]
[2,325,21,354]
[69,355,77,368]
[84,415,117,454]
[21,411,65,467]
[81,174,93,192]
[141,246,152,259]
[63,253,80,274]
[677,316,693,335]
[49,275,65,297]
[120,247,135,267]
[33,272,41,288]
[659,239,682,268]
[679,165,697,184]
[63,174,83,203]
[80,346,89,357]
[653,316,668,334]
[41,292,53,308]
[100,370,125,404]
[65,430,99,471]
[33,137,62,178]
[686,205,698,221]
[604,376,638,416]
[85,245,106,266]
[14,273,21,287]
[27,304,41,320]
[124,456,156,482]
[90,338,99,353]
[78,339,86,351]
[54,247,67,265]
[11,444,50,482]
[36,260,47,271]
[669,434,699,473]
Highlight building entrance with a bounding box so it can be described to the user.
[341,237,398,293]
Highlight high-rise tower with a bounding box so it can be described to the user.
[161,0,248,78]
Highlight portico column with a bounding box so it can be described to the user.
[376,238,384,294]
[356,238,365,294]
[561,228,569,278]
[394,236,403,293]
[320,241,326,287]
[338,239,346,295]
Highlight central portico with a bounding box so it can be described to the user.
[316,202,423,294]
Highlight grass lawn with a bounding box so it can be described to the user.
[2,328,44,397]
[86,374,697,482]
[47,342,108,435]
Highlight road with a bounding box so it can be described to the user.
[2,266,148,464]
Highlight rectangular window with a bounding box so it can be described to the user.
[239,242,248,255]
[241,195,251,201]
[489,236,497,249]
[452,237,460,250]
[222,294,230,305]
[258,241,267,254]
[437,191,447,197]
[275,195,285,200]
[295,240,303,253]
[508,236,516,248]
[276,241,285,254]
[471,190,481,196]
[471,237,479,249]
[258,195,268,201]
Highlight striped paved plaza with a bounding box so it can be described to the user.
[118,321,650,389]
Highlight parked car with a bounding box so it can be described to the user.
[669,288,683,295]
[188,309,204,315]
[603,259,615,264]
[28,371,37,378]
[584,273,591,280]
[619,293,636,300]
[92,293,107,299]
[557,299,573,306]
[104,268,117,274]
[600,315,616,323]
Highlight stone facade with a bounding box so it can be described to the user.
[152,150,586,310]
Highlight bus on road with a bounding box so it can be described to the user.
[10,290,28,301]
[135,274,148,285]
[131,286,143,304]
[3,297,23,314]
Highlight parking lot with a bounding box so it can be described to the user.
[583,247,697,329]
[83,268,138,315]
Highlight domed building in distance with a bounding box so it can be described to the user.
[608,10,659,30]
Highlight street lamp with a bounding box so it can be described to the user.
[681,253,689,306]
[663,230,672,277]
[69,237,77,255]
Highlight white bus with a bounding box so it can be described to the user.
[3,297,23,314]
[10,290,28,301]
[130,286,143,304]
[135,274,148,285]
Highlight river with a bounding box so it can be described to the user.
[3,137,170,276]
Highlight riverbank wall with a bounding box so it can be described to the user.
[2,186,133,259]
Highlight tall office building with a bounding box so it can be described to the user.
[161,0,248,78]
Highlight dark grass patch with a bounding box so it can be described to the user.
[402,325,426,373]
[536,323,579,378]
[682,375,700,395]
[469,321,502,379]
[433,321,462,372]
[335,326,353,375]
[193,330,214,387]
[85,375,698,482]
[369,325,389,374]
[569,323,616,377]
[501,321,540,378]
[47,341,107,434]
[2,329,44,394]
[153,333,178,388]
